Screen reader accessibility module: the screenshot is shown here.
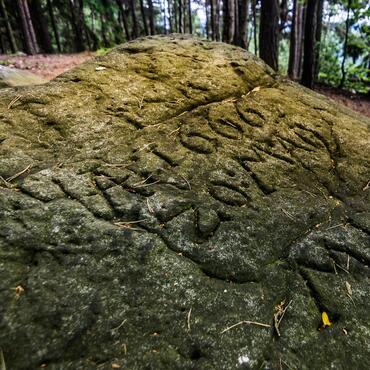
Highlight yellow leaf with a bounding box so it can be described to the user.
[322,311,332,327]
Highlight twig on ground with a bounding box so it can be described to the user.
[7,95,21,109]
[221,320,270,334]
[281,208,294,220]
[325,223,345,231]
[179,174,191,190]
[0,176,10,187]
[146,198,154,213]
[111,319,127,332]
[169,127,180,136]
[302,190,317,198]
[133,180,160,188]
[187,308,192,332]
[0,349,6,370]
[122,343,127,355]
[133,174,153,187]
[114,220,147,230]
[274,300,292,337]
[6,164,32,182]
[334,262,349,274]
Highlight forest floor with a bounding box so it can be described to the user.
[1,52,369,118]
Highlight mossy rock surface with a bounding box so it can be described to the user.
[0,35,369,370]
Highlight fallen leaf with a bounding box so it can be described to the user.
[15,285,25,299]
[322,311,332,327]
[111,363,120,369]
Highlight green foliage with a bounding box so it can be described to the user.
[95,47,112,56]
[278,38,289,75]
[317,0,370,93]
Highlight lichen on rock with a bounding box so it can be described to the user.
[0,35,369,369]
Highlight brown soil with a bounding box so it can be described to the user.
[316,84,370,119]
[1,53,369,119]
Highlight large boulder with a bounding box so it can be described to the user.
[0,65,47,88]
[0,36,369,369]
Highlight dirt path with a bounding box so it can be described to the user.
[0,53,93,80]
[1,53,369,118]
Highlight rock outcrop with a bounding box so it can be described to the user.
[0,65,47,88]
[0,36,369,370]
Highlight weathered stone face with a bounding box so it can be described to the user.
[0,36,369,369]
[0,65,47,88]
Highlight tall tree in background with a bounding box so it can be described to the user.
[147,0,155,35]
[68,0,87,52]
[30,0,53,53]
[259,0,279,70]
[314,0,324,80]
[46,0,61,52]
[288,0,305,79]
[129,0,139,38]
[301,0,319,88]
[116,0,131,41]
[179,0,183,33]
[139,0,149,36]
[17,0,39,54]
[252,0,257,55]
[210,0,216,40]
[339,0,352,88]
[0,0,17,53]
[234,0,249,49]
[222,0,235,44]
[188,0,193,34]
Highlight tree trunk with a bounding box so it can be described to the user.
[0,0,17,53]
[339,0,351,88]
[288,0,304,79]
[259,0,279,70]
[139,0,149,35]
[47,0,61,52]
[179,0,183,33]
[68,0,85,51]
[313,0,324,81]
[187,0,192,34]
[101,0,122,45]
[215,0,220,41]
[210,0,215,40]
[205,0,209,38]
[29,0,53,53]
[24,0,39,52]
[147,0,155,35]
[116,0,131,40]
[167,0,173,33]
[0,32,4,54]
[129,0,139,38]
[235,0,249,48]
[222,0,235,44]
[162,0,166,33]
[100,12,109,47]
[17,0,38,54]
[252,0,257,55]
[301,0,319,88]
[234,0,239,44]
